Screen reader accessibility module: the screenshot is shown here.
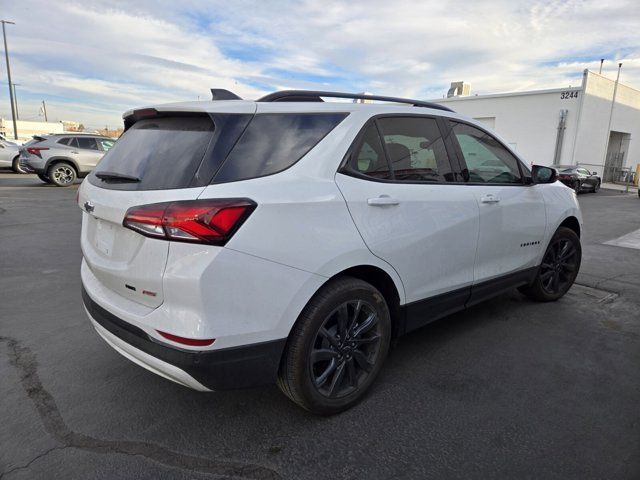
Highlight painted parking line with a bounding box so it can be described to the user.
[604,228,640,250]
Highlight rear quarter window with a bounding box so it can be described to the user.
[213,113,348,183]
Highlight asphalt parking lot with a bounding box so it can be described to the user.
[1,172,639,480]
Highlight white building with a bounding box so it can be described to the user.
[433,70,640,183]
[0,119,65,143]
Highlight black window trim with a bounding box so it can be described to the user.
[446,119,531,187]
[338,113,464,185]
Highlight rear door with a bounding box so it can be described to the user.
[447,121,547,292]
[0,141,13,165]
[80,111,252,308]
[335,115,480,314]
[75,137,104,171]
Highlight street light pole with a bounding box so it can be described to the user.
[11,82,19,120]
[1,20,18,140]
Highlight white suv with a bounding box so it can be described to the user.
[79,90,582,414]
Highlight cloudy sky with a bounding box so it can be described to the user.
[2,0,639,129]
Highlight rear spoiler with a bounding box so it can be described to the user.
[210,89,242,100]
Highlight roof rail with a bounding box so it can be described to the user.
[256,90,454,112]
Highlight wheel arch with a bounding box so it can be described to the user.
[559,216,581,238]
[324,264,404,338]
[45,157,80,174]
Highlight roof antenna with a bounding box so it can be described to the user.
[210,89,242,101]
[599,59,604,74]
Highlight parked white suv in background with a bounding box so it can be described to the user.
[79,90,582,414]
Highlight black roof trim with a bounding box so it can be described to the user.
[256,90,454,112]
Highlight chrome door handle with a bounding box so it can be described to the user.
[71,151,79,154]
[480,194,500,204]
[367,195,400,206]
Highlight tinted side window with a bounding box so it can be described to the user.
[77,137,99,150]
[377,117,453,182]
[578,168,590,175]
[97,138,115,151]
[450,122,522,184]
[350,124,391,179]
[57,137,71,145]
[68,137,79,148]
[214,113,347,183]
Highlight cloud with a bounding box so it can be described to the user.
[2,0,639,128]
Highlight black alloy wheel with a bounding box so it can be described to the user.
[519,226,581,302]
[278,276,391,415]
[539,237,579,295]
[309,300,383,399]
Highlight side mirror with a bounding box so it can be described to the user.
[532,165,557,184]
[592,171,597,175]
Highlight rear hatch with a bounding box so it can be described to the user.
[80,108,255,308]
[18,136,47,168]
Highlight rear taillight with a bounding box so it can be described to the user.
[122,198,256,245]
[26,147,49,158]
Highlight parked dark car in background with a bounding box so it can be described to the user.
[552,165,601,193]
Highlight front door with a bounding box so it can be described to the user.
[335,116,479,309]
[447,121,547,290]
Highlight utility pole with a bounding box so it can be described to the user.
[602,63,622,182]
[11,82,19,120]
[599,58,604,75]
[41,100,48,121]
[1,20,18,140]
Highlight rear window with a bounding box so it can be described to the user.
[90,116,214,190]
[213,113,348,183]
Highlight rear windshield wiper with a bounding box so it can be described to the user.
[95,171,140,183]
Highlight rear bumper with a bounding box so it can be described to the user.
[18,155,40,173]
[82,287,287,391]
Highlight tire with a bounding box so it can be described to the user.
[11,156,26,174]
[47,162,77,187]
[519,227,581,302]
[592,181,600,193]
[277,276,391,415]
[37,173,51,183]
